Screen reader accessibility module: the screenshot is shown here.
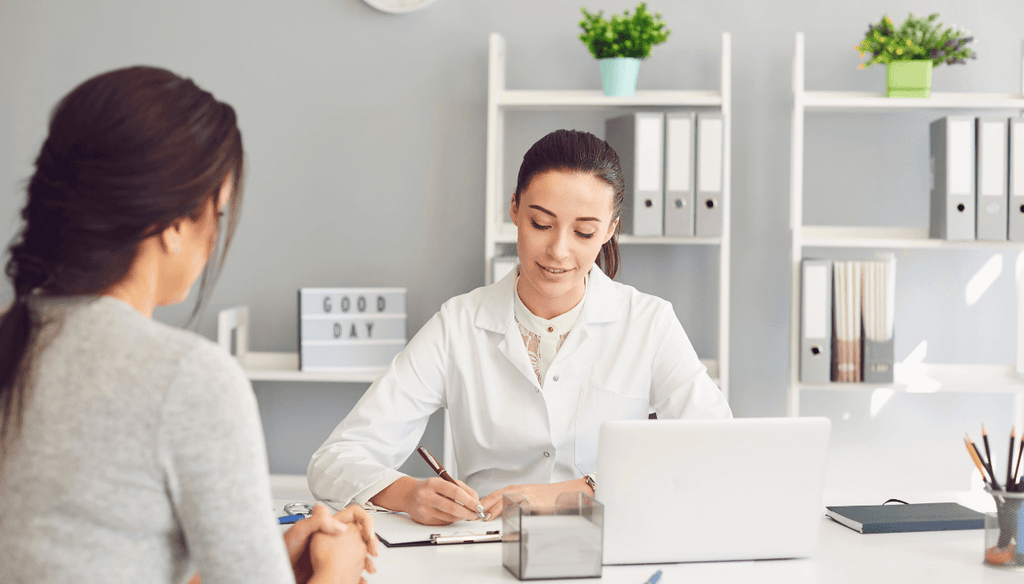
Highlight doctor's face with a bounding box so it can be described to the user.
[510,170,618,318]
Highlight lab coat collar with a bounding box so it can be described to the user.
[473,264,621,335]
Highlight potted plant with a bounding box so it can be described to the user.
[855,13,976,98]
[579,2,671,97]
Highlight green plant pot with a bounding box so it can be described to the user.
[886,60,933,98]
[599,58,641,97]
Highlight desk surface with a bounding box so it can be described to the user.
[273,491,1022,584]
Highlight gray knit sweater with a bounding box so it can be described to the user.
[0,296,293,584]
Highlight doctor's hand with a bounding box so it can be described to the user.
[371,475,483,525]
[480,479,592,519]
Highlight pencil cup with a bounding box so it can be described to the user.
[501,492,603,580]
[983,488,1024,570]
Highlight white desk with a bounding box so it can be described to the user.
[271,486,1022,583]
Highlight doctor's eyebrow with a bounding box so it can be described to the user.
[528,204,602,222]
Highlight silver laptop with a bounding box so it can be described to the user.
[596,417,831,565]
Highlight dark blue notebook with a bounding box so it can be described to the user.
[825,502,985,534]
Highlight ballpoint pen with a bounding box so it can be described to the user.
[417,446,487,520]
[643,569,662,584]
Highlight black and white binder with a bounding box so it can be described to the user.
[976,116,1009,241]
[929,116,976,240]
[800,258,832,384]
[1009,117,1024,242]
[664,111,696,237]
[605,112,665,236]
[695,112,724,238]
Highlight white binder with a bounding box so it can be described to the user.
[800,259,832,384]
[929,116,976,240]
[695,112,724,237]
[976,116,1009,241]
[664,112,696,237]
[605,113,665,236]
[1010,118,1024,242]
[861,256,896,384]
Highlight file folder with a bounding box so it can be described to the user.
[832,261,862,382]
[664,112,696,237]
[695,112,724,238]
[929,116,976,240]
[861,256,896,384]
[800,259,832,384]
[1010,118,1024,242]
[976,116,1009,241]
[605,113,665,236]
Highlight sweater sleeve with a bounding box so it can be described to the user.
[158,342,294,584]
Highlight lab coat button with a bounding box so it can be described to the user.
[552,375,559,382]
[543,451,550,457]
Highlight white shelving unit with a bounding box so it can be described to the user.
[787,32,1024,418]
[483,32,733,398]
[217,306,383,384]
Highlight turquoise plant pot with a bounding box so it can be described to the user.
[886,60,933,98]
[599,57,641,97]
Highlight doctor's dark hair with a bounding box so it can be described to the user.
[513,129,624,279]
[0,66,244,452]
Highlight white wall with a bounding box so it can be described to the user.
[2,0,1022,487]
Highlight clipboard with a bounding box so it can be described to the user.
[371,511,502,547]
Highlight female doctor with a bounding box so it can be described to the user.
[308,129,731,525]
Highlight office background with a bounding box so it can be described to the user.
[1,0,1022,491]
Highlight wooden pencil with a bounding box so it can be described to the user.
[1013,435,1024,488]
[982,425,998,488]
[965,438,991,487]
[1007,428,1016,490]
[968,432,1000,490]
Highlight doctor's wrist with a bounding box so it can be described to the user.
[368,476,416,513]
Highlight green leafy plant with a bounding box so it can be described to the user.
[855,13,976,69]
[578,2,670,60]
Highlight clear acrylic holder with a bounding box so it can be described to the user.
[984,487,1024,570]
[501,492,603,580]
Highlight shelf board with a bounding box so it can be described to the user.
[238,352,383,383]
[497,89,723,110]
[797,363,1024,394]
[239,352,721,389]
[801,91,1024,112]
[492,231,721,246]
[799,226,1024,249]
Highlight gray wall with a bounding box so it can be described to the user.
[2,0,1022,489]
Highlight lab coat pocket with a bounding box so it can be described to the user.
[574,383,649,475]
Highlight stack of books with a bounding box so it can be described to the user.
[800,256,896,384]
[298,287,407,372]
[930,116,1024,241]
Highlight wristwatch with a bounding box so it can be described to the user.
[584,473,597,492]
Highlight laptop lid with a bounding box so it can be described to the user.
[596,417,831,565]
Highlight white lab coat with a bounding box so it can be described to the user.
[307,267,731,508]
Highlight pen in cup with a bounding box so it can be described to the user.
[417,446,487,520]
